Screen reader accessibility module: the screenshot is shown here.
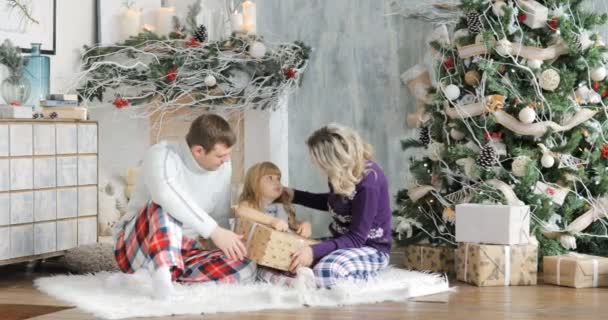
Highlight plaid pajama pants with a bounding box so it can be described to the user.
[257,246,389,288]
[114,202,256,283]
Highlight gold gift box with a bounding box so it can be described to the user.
[544,254,608,288]
[456,242,538,286]
[235,218,318,272]
[403,244,456,276]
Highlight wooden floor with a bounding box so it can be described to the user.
[1,261,607,320]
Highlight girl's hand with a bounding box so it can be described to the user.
[271,218,289,232]
[296,221,312,238]
[290,246,313,272]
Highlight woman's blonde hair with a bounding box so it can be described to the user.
[306,123,373,196]
[239,162,297,226]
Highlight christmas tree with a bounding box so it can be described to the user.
[393,0,608,258]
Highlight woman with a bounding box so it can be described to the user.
[287,123,392,288]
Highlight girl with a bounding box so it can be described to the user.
[235,161,311,237]
[286,123,392,288]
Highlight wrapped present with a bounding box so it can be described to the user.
[235,217,318,272]
[42,106,87,120]
[456,242,538,286]
[456,204,531,245]
[403,244,456,276]
[519,0,548,29]
[0,105,32,119]
[544,254,608,288]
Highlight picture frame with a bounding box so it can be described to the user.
[0,0,57,55]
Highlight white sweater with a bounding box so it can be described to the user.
[114,140,232,239]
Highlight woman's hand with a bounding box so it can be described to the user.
[271,218,289,232]
[282,186,294,202]
[289,246,313,272]
[296,221,312,238]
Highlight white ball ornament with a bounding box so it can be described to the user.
[518,106,536,124]
[576,86,590,99]
[248,41,267,58]
[541,153,555,168]
[495,38,513,56]
[591,66,607,82]
[588,91,603,104]
[539,69,560,91]
[204,75,217,87]
[443,84,461,101]
[450,128,465,141]
[526,59,543,69]
[511,156,530,177]
[492,1,507,17]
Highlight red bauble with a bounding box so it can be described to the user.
[443,58,455,70]
[602,89,608,97]
[602,145,608,159]
[113,98,130,109]
[517,13,527,23]
[593,82,601,90]
[548,17,560,31]
[483,131,502,140]
[165,67,178,82]
[186,38,201,48]
[284,68,297,79]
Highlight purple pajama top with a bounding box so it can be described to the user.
[293,161,392,260]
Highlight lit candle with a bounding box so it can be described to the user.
[121,8,142,40]
[242,0,256,34]
[230,10,243,33]
[157,6,175,36]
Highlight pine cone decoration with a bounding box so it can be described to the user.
[194,25,208,43]
[477,144,498,168]
[419,127,431,146]
[466,11,483,34]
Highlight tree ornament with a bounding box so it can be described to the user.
[495,38,513,56]
[575,86,590,103]
[193,25,208,43]
[526,59,542,69]
[477,144,499,168]
[602,145,608,159]
[443,84,461,101]
[466,11,483,34]
[443,57,455,70]
[283,68,297,79]
[511,156,530,177]
[450,128,465,141]
[464,70,481,86]
[419,127,431,145]
[589,91,602,104]
[248,41,267,58]
[591,66,607,81]
[492,1,507,17]
[204,74,217,87]
[539,69,560,91]
[517,13,527,23]
[592,81,601,90]
[113,98,129,109]
[165,67,177,82]
[186,38,201,48]
[549,17,560,31]
[518,106,536,124]
[541,153,555,168]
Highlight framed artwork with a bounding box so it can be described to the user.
[0,0,56,54]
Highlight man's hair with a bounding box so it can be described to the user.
[186,114,236,153]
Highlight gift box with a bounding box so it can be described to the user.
[456,242,538,286]
[0,105,32,119]
[41,106,87,120]
[403,244,456,276]
[456,204,531,245]
[543,254,608,288]
[235,217,318,272]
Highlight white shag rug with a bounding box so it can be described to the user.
[35,267,449,319]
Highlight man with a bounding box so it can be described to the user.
[112,114,255,299]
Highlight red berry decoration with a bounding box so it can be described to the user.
[186,38,201,48]
[602,145,608,159]
[548,17,559,31]
[517,13,527,23]
[602,89,608,97]
[113,98,130,109]
[283,68,297,79]
[165,67,178,82]
[593,82,601,90]
[443,57,455,70]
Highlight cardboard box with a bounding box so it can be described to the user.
[403,244,456,276]
[544,254,608,288]
[0,106,32,119]
[42,106,87,120]
[235,217,318,271]
[456,204,531,245]
[456,242,538,286]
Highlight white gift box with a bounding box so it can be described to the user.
[0,106,33,119]
[520,0,548,29]
[456,203,531,245]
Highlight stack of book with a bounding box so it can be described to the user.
[41,94,87,120]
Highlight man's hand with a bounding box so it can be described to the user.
[289,246,313,273]
[282,187,294,202]
[271,218,289,232]
[210,226,247,260]
[296,221,312,238]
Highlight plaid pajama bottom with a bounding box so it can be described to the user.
[114,202,256,283]
[257,246,389,288]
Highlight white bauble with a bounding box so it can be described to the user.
[539,69,561,91]
[526,59,543,69]
[591,66,607,81]
[518,106,536,124]
[204,75,217,87]
[541,153,555,168]
[589,91,603,104]
[248,41,267,58]
[495,38,513,56]
[575,86,590,100]
[492,1,507,17]
[450,128,465,141]
[511,156,530,177]
[443,84,461,101]
[428,142,445,162]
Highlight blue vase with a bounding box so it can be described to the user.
[24,43,50,107]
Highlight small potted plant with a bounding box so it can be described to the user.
[0,39,30,105]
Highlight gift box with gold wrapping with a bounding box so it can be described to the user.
[543,254,608,288]
[403,244,456,276]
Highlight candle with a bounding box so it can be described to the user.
[242,0,256,34]
[121,8,142,41]
[231,11,243,33]
[157,6,175,36]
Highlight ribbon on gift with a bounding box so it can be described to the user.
[463,243,512,286]
[244,220,260,247]
[556,253,600,287]
[419,246,424,269]
[457,40,569,60]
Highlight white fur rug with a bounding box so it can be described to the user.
[35,268,449,319]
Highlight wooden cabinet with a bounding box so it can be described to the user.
[0,120,98,264]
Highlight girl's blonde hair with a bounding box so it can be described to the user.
[306,123,373,196]
[239,162,297,226]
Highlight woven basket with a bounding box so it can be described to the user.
[235,218,318,271]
